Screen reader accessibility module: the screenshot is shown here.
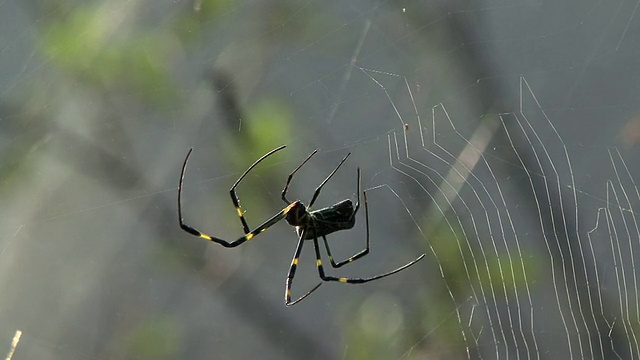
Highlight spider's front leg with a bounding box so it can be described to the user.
[228,145,287,233]
[178,146,291,248]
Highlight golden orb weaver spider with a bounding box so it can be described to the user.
[178,145,426,306]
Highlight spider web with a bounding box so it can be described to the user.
[1,1,639,359]
[377,73,640,359]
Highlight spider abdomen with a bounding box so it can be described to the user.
[301,199,356,239]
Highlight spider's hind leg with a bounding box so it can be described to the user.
[312,208,425,284]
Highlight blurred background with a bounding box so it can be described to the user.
[1,0,640,359]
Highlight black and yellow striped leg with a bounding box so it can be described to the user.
[178,146,293,248]
[323,230,370,268]
[229,145,287,233]
[179,205,292,248]
[285,230,322,307]
[312,226,427,284]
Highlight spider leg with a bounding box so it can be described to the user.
[230,145,287,233]
[282,150,351,207]
[312,222,426,284]
[285,229,322,306]
[323,183,371,268]
[351,167,361,220]
[178,147,292,247]
[308,152,350,208]
[281,149,318,204]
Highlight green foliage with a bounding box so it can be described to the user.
[414,215,541,353]
[173,0,236,43]
[244,98,293,156]
[124,316,181,360]
[223,97,294,214]
[342,294,407,360]
[40,4,176,103]
[429,217,539,298]
[222,96,294,184]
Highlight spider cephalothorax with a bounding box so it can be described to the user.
[284,201,308,227]
[178,145,425,306]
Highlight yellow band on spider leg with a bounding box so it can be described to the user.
[200,234,212,240]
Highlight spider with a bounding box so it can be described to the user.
[178,145,426,306]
